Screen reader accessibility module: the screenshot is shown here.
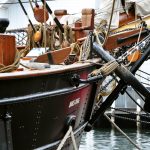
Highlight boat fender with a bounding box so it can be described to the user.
[33,26,42,43]
[65,115,76,130]
[127,50,141,63]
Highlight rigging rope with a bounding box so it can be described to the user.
[0,47,29,73]
[103,0,116,46]
[43,0,47,52]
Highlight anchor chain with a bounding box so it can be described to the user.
[110,107,150,120]
[109,113,150,125]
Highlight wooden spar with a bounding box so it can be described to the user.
[18,0,36,33]
[85,41,150,128]
[40,0,64,33]
[18,0,41,47]
[93,42,150,99]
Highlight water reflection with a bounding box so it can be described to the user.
[79,128,150,150]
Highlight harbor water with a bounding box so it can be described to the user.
[79,128,150,150]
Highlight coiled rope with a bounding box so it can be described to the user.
[0,47,29,73]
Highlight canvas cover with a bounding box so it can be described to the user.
[95,0,121,28]
[126,0,150,16]
[95,0,150,28]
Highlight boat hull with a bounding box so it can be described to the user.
[0,63,98,150]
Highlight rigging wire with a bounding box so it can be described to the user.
[140,81,150,87]
[112,75,149,115]
[138,69,150,76]
[136,73,150,82]
[125,90,148,113]
[103,0,116,45]
[0,0,54,5]
[0,0,144,17]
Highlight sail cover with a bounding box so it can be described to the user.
[126,0,150,16]
[95,0,150,28]
[95,0,121,28]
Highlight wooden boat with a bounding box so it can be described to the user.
[0,58,102,150]
[0,1,150,150]
[0,3,102,150]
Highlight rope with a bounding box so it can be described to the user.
[70,42,80,55]
[79,35,91,61]
[104,113,141,150]
[29,0,34,12]
[103,0,116,45]
[0,47,29,73]
[62,24,74,47]
[90,60,119,77]
[56,126,77,150]
[63,42,80,65]
[99,60,119,76]
[43,0,47,52]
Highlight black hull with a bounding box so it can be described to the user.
[0,62,99,150]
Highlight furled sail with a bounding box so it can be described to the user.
[126,0,150,16]
[95,0,121,29]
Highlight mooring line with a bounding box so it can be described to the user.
[104,113,141,150]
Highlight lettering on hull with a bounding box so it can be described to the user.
[69,98,80,108]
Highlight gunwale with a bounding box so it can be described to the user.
[0,58,100,80]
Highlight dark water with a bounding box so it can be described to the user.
[79,128,150,150]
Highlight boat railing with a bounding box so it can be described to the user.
[6,28,28,49]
